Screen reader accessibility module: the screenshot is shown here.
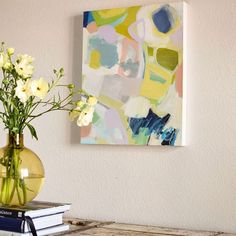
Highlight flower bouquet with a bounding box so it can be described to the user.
[0,42,96,206]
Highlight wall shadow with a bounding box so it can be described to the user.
[70,14,83,144]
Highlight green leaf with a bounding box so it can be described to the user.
[26,123,38,140]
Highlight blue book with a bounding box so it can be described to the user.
[0,213,64,233]
[0,224,69,235]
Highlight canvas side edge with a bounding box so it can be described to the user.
[181,1,187,146]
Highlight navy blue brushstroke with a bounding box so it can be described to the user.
[129,109,178,146]
[152,6,172,33]
[130,109,170,136]
[161,128,178,146]
[83,11,94,28]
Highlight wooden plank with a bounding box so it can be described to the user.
[55,219,235,236]
[218,235,236,236]
[103,223,219,236]
[55,218,113,235]
[77,227,175,236]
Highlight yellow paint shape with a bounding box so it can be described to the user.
[115,6,141,39]
[140,63,174,100]
[97,8,127,19]
[89,50,101,69]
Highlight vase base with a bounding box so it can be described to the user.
[0,176,45,206]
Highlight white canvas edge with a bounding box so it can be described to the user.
[182,1,187,146]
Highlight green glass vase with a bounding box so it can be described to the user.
[0,133,45,206]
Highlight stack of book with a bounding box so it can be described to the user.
[0,201,71,235]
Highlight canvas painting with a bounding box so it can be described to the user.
[81,2,186,146]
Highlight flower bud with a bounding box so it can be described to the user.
[7,48,14,56]
[59,68,64,76]
[69,110,80,121]
[0,54,4,68]
[87,96,97,106]
[68,84,75,89]
[76,100,86,108]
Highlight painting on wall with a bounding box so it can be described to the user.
[81,2,186,146]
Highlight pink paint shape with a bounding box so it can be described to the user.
[98,25,118,44]
[87,22,98,33]
[175,64,183,97]
[128,18,145,43]
[118,38,139,79]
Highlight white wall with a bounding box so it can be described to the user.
[0,0,236,233]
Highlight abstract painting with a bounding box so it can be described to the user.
[81,2,186,146]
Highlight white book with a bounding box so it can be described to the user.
[0,224,69,236]
[23,213,63,232]
[0,201,71,219]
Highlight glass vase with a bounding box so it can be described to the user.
[0,133,45,206]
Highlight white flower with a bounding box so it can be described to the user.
[15,54,34,78]
[15,80,32,103]
[77,106,95,127]
[3,62,11,70]
[0,53,11,70]
[30,77,49,100]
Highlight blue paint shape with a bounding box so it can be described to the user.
[129,109,179,146]
[89,37,119,69]
[161,128,178,146]
[83,11,94,28]
[129,109,170,136]
[152,6,173,33]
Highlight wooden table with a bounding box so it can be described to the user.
[55,219,235,236]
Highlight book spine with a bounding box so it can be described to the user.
[0,217,24,233]
[0,209,25,219]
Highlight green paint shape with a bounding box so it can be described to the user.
[92,112,100,124]
[133,128,150,145]
[150,72,166,84]
[150,99,158,106]
[156,48,178,71]
[147,46,154,56]
[110,13,128,27]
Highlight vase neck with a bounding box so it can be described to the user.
[7,133,24,148]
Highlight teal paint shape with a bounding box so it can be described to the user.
[150,72,166,84]
[89,37,118,69]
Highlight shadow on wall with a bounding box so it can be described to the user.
[70,14,83,145]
